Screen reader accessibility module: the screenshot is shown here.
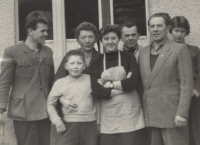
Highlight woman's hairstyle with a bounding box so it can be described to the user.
[65,49,85,63]
[170,16,190,35]
[25,11,49,34]
[75,22,98,40]
[99,24,121,41]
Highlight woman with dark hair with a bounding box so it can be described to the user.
[90,24,145,145]
[170,16,200,145]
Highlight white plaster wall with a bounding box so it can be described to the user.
[149,0,200,47]
[0,0,17,144]
[0,0,15,58]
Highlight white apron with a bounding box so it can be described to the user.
[99,51,145,134]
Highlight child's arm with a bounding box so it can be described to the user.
[47,80,66,132]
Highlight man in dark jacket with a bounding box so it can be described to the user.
[0,11,54,145]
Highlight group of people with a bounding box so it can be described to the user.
[0,10,199,145]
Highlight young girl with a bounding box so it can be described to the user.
[47,49,97,145]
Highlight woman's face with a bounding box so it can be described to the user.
[102,32,119,53]
[171,27,187,43]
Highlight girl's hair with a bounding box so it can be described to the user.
[99,24,121,41]
[65,49,85,63]
[170,16,190,35]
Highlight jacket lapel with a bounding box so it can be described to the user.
[142,45,152,85]
[21,42,38,62]
[148,40,172,87]
[39,47,47,64]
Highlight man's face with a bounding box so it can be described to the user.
[121,26,140,49]
[77,30,96,52]
[29,22,48,44]
[171,27,187,43]
[148,17,170,43]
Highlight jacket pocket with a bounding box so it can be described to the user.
[7,96,26,119]
[16,59,34,78]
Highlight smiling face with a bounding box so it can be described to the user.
[121,26,140,49]
[29,22,48,45]
[148,17,170,43]
[171,27,187,43]
[102,32,120,53]
[77,30,96,52]
[65,55,86,78]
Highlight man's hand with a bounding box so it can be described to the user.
[174,116,188,127]
[59,97,78,113]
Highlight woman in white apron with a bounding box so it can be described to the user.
[90,24,145,145]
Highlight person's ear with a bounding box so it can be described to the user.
[167,25,171,32]
[83,63,86,70]
[28,28,33,35]
[64,63,68,70]
[137,33,140,38]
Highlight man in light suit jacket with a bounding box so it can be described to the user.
[0,11,54,145]
[139,13,193,145]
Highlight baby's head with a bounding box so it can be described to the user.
[65,49,86,78]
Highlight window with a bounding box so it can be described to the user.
[113,0,147,36]
[18,0,53,41]
[64,0,99,39]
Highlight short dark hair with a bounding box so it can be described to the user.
[75,22,98,40]
[170,16,190,35]
[25,11,49,34]
[148,13,171,26]
[120,21,139,33]
[99,24,121,41]
[65,49,85,63]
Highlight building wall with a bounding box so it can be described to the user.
[149,0,200,46]
[0,0,17,145]
[0,0,15,59]
[0,0,200,145]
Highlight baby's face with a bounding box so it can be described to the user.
[65,55,86,78]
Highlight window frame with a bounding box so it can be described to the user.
[109,0,150,38]
[14,0,54,44]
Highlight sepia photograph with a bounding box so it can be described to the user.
[0,0,200,145]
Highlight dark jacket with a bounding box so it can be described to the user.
[0,42,54,121]
[187,44,200,117]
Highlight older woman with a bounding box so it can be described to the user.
[90,24,145,145]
